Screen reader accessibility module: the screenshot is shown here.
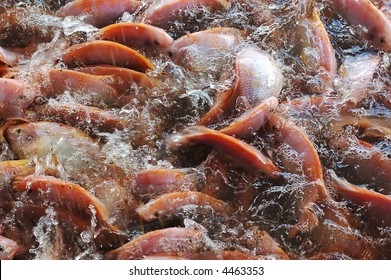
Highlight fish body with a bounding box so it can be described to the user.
[234,47,283,110]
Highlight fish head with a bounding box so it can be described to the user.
[147,28,174,50]
[4,123,51,158]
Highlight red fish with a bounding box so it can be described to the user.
[331,0,391,51]
[75,65,158,95]
[142,250,260,260]
[12,175,127,251]
[0,78,36,119]
[329,170,391,231]
[167,126,281,179]
[57,0,141,28]
[266,113,329,236]
[47,69,121,108]
[136,191,231,222]
[99,23,173,50]
[62,41,155,72]
[168,27,245,71]
[104,227,205,259]
[330,132,391,194]
[291,0,337,94]
[0,235,18,260]
[140,0,230,28]
[32,99,125,133]
[220,96,278,138]
[133,168,199,197]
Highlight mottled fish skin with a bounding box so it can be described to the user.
[99,22,174,51]
[234,47,283,111]
[168,125,281,179]
[136,191,231,222]
[104,227,205,260]
[57,0,141,28]
[331,0,391,51]
[140,0,230,28]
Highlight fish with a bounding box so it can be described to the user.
[142,250,260,260]
[12,175,128,251]
[139,0,230,29]
[32,99,126,133]
[0,78,36,109]
[167,125,281,179]
[57,0,141,28]
[266,113,329,236]
[234,47,283,111]
[62,41,155,72]
[329,131,391,194]
[0,235,18,260]
[74,65,158,96]
[308,199,375,259]
[331,0,391,51]
[0,78,37,119]
[46,69,121,108]
[104,227,206,259]
[0,8,54,47]
[199,46,283,125]
[99,23,174,51]
[220,96,278,138]
[336,53,381,107]
[291,0,337,94]
[136,191,231,222]
[168,27,245,71]
[133,168,199,197]
[328,170,391,232]
[4,121,137,230]
[0,46,19,66]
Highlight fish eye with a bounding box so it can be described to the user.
[34,96,48,105]
[168,51,174,58]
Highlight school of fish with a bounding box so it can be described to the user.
[0,0,391,260]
